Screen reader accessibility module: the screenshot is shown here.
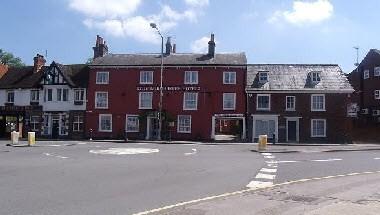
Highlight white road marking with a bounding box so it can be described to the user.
[246,181,273,189]
[255,173,276,180]
[48,145,62,147]
[260,168,277,173]
[77,142,87,145]
[264,155,275,159]
[267,164,278,168]
[89,148,159,155]
[261,153,272,156]
[265,160,278,164]
[277,160,299,163]
[184,148,197,156]
[135,170,380,215]
[311,158,342,162]
[374,158,380,160]
[43,153,68,159]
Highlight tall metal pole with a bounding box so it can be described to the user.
[150,23,163,141]
[158,34,163,141]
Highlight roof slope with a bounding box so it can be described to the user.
[246,64,353,92]
[0,66,45,89]
[91,53,247,66]
[55,63,89,87]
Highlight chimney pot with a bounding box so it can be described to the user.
[93,35,109,59]
[33,54,46,73]
[165,37,172,55]
[208,33,216,57]
[172,44,177,53]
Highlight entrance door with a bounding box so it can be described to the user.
[287,120,297,142]
[147,117,159,140]
[0,116,5,138]
[52,115,60,139]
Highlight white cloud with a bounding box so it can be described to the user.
[185,0,209,7]
[69,0,141,18]
[69,0,209,44]
[191,36,217,53]
[269,0,333,26]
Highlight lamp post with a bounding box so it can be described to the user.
[150,22,164,141]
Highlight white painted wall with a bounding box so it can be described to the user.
[42,85,86,111]
[0,89,35,106]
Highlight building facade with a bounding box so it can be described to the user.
[0,54,88,139]
[348,49,380,124]
[86,35,247,141]
[246,64,354,143]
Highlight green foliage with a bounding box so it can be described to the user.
[0,49,25,67]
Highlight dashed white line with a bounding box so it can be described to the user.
[374,158,380,160]
[260,168,277,173]
[43,153,68,159]
[261,153,272,156]
[184,148,197,156]
[311,158,342,162]
[277,160,299,163]
[246,181,273,189]
[255,173,276,180]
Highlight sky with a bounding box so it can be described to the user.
[1,0,379,73]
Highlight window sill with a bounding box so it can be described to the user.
[139,107,153,110]
[126,130,139,133]
[183,108,197,111]
[99,130,112,132]
[257,108,270,111]
[177,131,191,134]
[311,135,327,138]
[95,107,109,109]
[311,109,326,112]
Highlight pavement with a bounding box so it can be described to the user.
[159,172,380,215]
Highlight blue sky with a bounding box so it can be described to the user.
[1,0,379,72]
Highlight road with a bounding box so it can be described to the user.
[0,141,262,215]
[1,141,380,215]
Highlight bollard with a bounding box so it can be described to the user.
[11,131,20,145]
[28,132,36,146]
[258,135,267,151]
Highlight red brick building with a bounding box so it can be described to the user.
[86,35,247,141]
[246,64,354,143]
[348,49,380,123]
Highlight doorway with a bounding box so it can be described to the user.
[286,118,300,142]
[146,117,159,140]
[0,116,5,138]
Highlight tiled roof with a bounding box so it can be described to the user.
[246,64,354,92]
[91,53,247,66]
[0,66,46,89]
[55,63,89,87]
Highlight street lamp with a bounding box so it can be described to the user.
[150,22,164,141]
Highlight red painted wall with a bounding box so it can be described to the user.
[86,66,246,140]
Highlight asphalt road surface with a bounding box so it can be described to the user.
[0,141,262,215]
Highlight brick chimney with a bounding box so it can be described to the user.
[93,35,109,59]
[0,63,8,79]
[33,54,46,73]
[208,33,216,57]
[172,43,177,54]
[165,37,172,55]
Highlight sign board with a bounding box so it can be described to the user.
[137,86,201,92]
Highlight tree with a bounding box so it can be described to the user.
[0,49,25,67]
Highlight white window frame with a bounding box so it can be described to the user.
[30,116,40,131]
[95,91,108,109]
[30,90,39,102]
[286,96,296,111]
[183,92,198,110]
[72,115,84,132]
[311,94,326,111]
[363,70,370,79]
[96,71,109,84]
[375,90,380,100]
[74,88,85,102]
[184,71,198,84]
[259,72,268,83]
[374,67,380,77]
[98,114,112,132]
[140,71,153,84]
[311,71,321,82]
[126,115,139,132]
[139,92,153,109]
[223,93,236,110]
[177,115,191,133]
[311,119,326,138]
[6,90,14,103]
[223,71,236,84]
[256,94,271,111]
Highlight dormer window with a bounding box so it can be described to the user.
[311,72,321,83]
[259,72,268,83]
